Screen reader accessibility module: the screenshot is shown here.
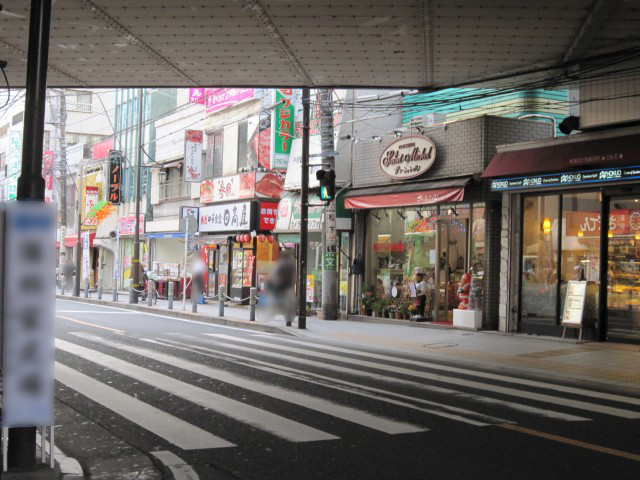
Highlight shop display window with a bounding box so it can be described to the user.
[367,208,438,299]
[521,195,560,323]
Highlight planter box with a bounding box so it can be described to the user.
[453,309,482,330]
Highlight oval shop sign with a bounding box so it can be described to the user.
[379,135,436,180]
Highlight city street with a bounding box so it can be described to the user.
[54,298,640,480]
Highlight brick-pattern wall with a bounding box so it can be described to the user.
[353,117,486,188]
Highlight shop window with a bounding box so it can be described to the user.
[559,192,601,326]
[367,208,438,299]
[521,195,560,323]
[0,123,9,138]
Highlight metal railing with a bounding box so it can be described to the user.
[69,102,92,112]
[159,178,189,201]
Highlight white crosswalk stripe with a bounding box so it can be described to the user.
[55,362,234,450]
[70,332,427,435]
[56,338,338,443]
[182,334,589,422]
[269,337,640,407]
[148,336,509,427]
[204,334,640,420]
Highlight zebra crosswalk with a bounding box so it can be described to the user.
[54,329,640,459]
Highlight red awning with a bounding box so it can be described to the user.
[482,133,640,178]
[345,187,465,209]
[64,232,96,247]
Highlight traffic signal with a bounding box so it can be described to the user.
[316,168,336,201]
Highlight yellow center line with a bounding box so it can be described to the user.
[498,423,640,462]
[57,315,125,334]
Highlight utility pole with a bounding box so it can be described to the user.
[73,161,84,297]
[9,0,52,470]
[131,88,144,304]
[320,89,338,321]
[298,88,310,330]
[57,89,68,265]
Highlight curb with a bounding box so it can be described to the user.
[36,431,84,480]
[56,295,296,337]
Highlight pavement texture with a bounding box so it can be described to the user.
[58,290,640,393]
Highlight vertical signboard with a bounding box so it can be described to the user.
[42,150,54,203]
[184,130,203,182]
[2,202,56,427]
[109,150,122,204]
[271,88,295,170]
[83,185,99,227]
[82,231,91,281]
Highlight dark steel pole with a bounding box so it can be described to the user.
[10,0,52,470]
[131,88,144,304]
[298,88,310,330]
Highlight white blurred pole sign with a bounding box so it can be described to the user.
[82,231,90,281]
[184,130,203,182]
[1,202,56,427]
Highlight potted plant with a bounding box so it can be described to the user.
[361,287,375,316]
[371,299,383,317]
[379,296,390,318]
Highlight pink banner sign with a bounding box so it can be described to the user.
[117,214,145,236]
[344,187,465,209]
[205,88,255,114]
[188,88,206,104]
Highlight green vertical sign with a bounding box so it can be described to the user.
[272,89,294,170]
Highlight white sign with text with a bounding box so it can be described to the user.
[2,202,56,427]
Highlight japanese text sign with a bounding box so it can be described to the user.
[272,89,295,170]
[109,150,123,204]
[188,88,206,105]
[205,88,254,114]
[199,201,252,233]
[259,202,279,230]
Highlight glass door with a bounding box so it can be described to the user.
[606,197,640,342]
[435,208,470,322]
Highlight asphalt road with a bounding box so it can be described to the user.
[54,298,640,480]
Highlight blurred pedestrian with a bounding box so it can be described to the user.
[266,249,297,326]
[190,250,207,304]
[62,257,75,294]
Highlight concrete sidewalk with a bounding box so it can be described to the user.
[57,290,640,393]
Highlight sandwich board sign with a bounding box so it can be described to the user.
[561,280,586,340]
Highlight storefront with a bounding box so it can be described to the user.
[484,127,640,343]
[274,192,352,314]
[345,178,486,323]
[198,200,279,303]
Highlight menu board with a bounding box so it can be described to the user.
[561,281,587,326]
